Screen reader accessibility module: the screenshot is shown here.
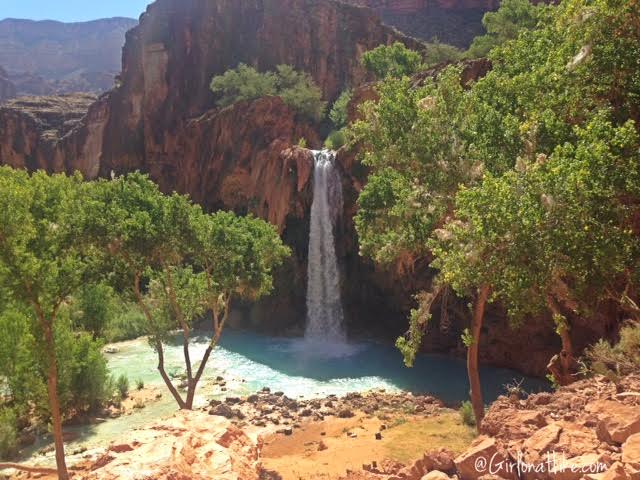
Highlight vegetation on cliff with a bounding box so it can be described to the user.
[210,64,326,122]
[350,0,640,429]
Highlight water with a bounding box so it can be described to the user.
[20,330,549,466]
[305,150,346,343]
[106,331,549,404]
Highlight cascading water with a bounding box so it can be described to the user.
[305,150,346,343]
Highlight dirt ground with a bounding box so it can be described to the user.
[261,411,475,480]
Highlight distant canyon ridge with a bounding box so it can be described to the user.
[0,17,137,98]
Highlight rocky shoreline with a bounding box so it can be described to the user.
[7,374,639,480]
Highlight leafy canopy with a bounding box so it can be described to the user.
[210,63,326,121]
[349,0,640,363]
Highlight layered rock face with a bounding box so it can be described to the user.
[0,66,16,102]
[0,18,137,95]
[341,0,499,47]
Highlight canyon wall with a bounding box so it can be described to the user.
[341,0,500,47]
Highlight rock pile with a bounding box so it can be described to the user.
[207,388,445,433]
[339,374,640,480]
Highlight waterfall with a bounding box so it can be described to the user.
[305,150,346,343]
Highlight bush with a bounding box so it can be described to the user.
[0,408,18,460]
[423,41,464,67]
[210,64,326,122]
[210,64,277,107]
[324,130,347,151]
[72,283,116,339]
[68,333,112,412]
[584,322,640,376]
[459,401,476,427]
[136,379,145,391]
[103,305,148,343]
[116,374,129,399]
[329,89,353,129]
[362,42,423,79]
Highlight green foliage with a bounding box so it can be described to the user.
[102,304,148,343]
[275,65,326,122]
[362,42,424,79]
[0,407,18,460]
[297,137,308,148]
[423,41,464,67]
[116,375,129,399]
[467,0,546,58]
[210,64,326,121]
[324,130,347,151]
[72,283,115,339]
[136,379,145,391]
[351,0,640,363]
[459,401,476,427]
[210,63,277,107]
[329,89,353,129]
[584,322,640,376]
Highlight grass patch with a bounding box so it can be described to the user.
[384,412,476,463]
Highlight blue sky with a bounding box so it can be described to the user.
[1,0,151,22]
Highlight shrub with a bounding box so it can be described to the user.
[0,408,18,460]
[362,42,423,79]
[210,64,326,121]
[68,332,112,412]
[324,130,347,151]
[423,41,464,67]
[136,379,145,391]
[459,401,476,427]
[329,89,353,129]
[72,283,116,339]
[297,137,308,148]
[103,305,148,343]
[584,322,640,376]
[210,63,277,107]
[116,375,129,399]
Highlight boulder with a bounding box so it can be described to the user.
[454,437,517,480]
[421,471,453,480]
[549,452,608,480]
[623,433,640,465]
[81,411,260,480]
[587,401,640,444]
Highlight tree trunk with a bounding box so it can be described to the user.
[155,339,187,409]
[41,318,69,480]
[468,285,490,432]
[132,275,186,409]
[547,296,576,386]
[185,297,230,410]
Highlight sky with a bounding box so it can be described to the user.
[1,0,152,22]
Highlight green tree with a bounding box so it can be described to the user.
[467,0,545,58]
[87,174,290,409]
[210,64,326,121]
[362,42,424,79]
[329,89,353,129]
[423,41,464,67]
[350,0,640,428]
[72,283,116,339]
[210,63,277,107]
[0,168,103,479]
